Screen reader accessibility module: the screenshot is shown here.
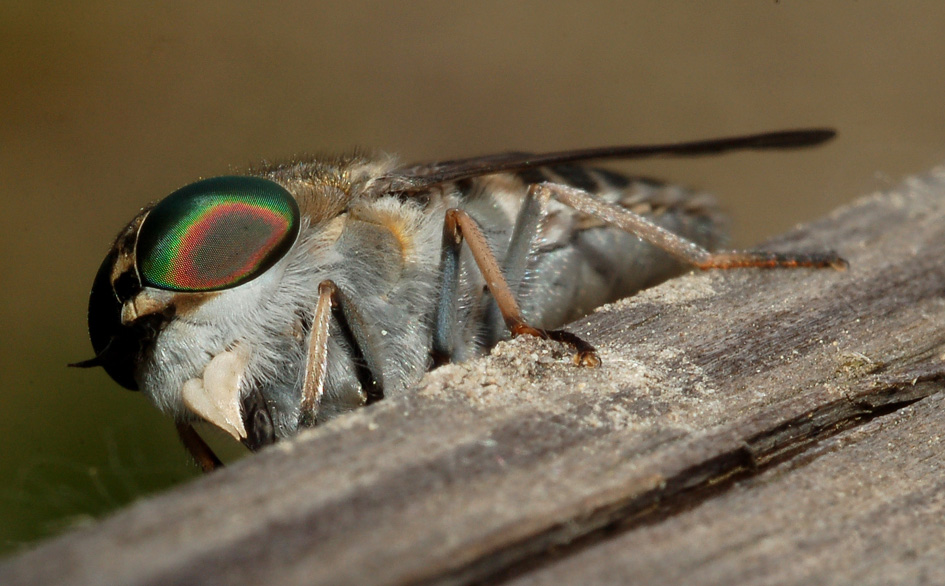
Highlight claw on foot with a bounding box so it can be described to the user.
[511,324,602,367]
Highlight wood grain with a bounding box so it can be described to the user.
[4,168,945,586]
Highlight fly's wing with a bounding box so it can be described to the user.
[378,129,835,193]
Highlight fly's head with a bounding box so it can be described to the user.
[79,176,309,450]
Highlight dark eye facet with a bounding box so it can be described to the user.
[136,176,300,292]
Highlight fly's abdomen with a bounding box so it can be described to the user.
[449,164,726,355]
[514,166,727,330]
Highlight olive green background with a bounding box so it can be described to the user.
[2,1,944,555]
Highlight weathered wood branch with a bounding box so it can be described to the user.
[5,169,945,586]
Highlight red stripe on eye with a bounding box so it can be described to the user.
[170,202,290,289]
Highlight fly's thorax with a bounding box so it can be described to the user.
[255,152,400,221]
[314,196,445,401]
[516,180,726,329]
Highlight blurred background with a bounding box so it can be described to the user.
[2,1,945,556]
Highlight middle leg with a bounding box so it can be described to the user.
[433,206,600,367]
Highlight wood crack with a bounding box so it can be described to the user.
[453,374,945,586]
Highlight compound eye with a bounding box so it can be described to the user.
[136,176,300,292]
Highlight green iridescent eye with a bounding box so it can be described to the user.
[136,176,300,292]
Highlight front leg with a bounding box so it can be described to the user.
[175,422,223,473]
[298,280,385,428]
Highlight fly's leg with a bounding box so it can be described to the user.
[434,207,601,367]
[175,422,223,473]
[299,281,335,428]
[480,183,546,346]
[299,280,384,428]
[541,182,848,270]
[502,182,547,295]
[432,211,462,363]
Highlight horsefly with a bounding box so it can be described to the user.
[73,129,845,470]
